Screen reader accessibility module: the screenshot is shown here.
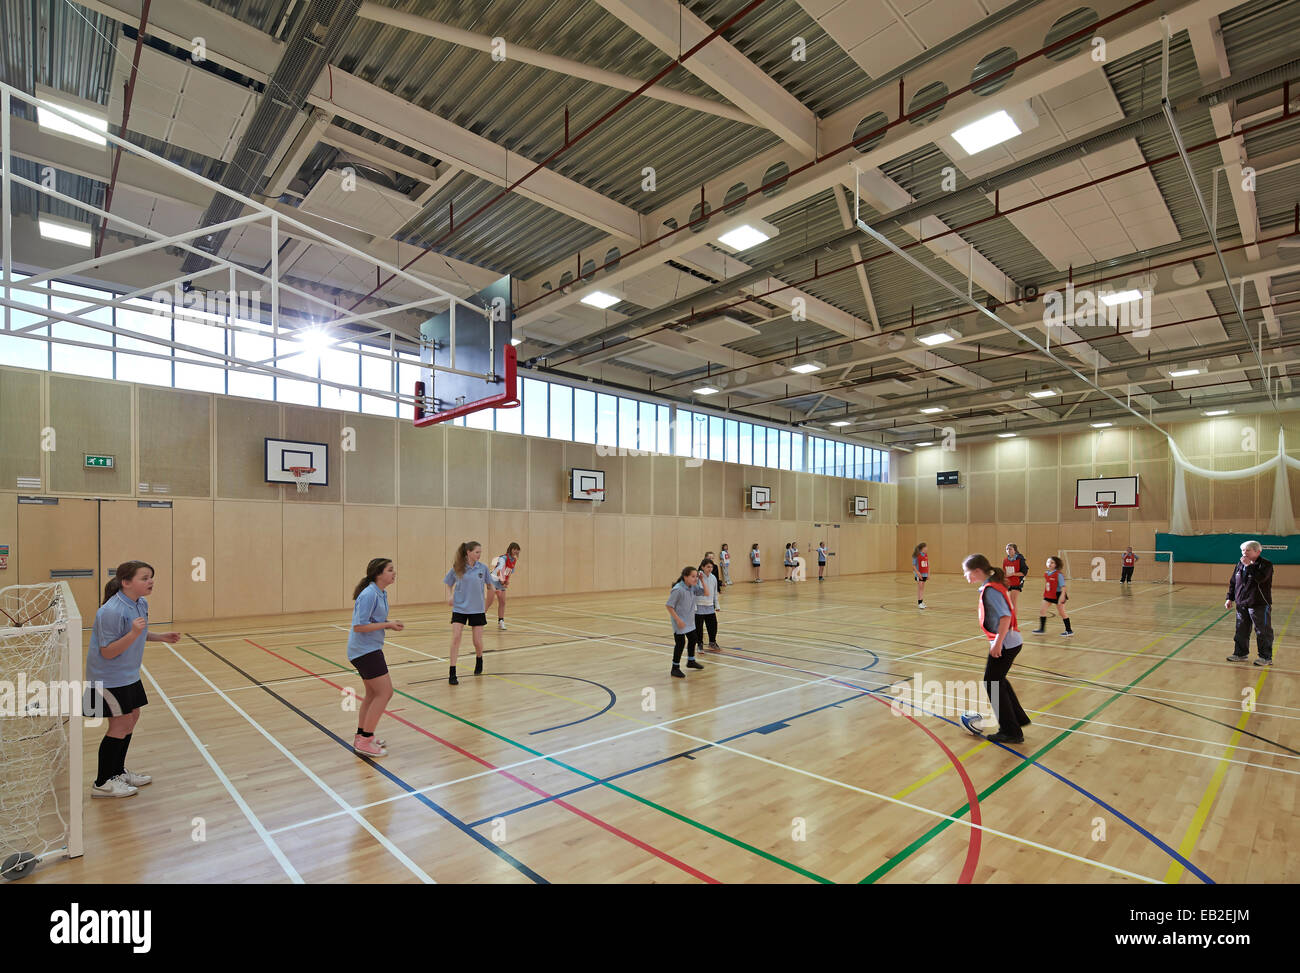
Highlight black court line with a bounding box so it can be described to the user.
[182,633,547,884]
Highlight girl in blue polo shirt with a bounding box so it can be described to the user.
[348,558,404,757]
[666,565,703,678]
[83,561,180,800]
[444,540,495,685]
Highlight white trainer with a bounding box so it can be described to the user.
[918,601,927,609]
[497,619,507,631]
[122,769,152,787]
[92,774,138,799]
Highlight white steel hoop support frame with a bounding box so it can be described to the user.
[0,81,497,407]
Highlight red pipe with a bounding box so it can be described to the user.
[337,0,772,318]
[95,0,152,259]
[515,0,1166,316]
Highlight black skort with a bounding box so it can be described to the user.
[351,649,389,680]
[83,679,148,719]
[451,612,488,627]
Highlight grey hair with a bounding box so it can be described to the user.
[1241,540,1262,553]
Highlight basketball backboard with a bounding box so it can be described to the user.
[748,485,772,510]
[569,468,605,501]
[266,438,328,487]
[1076,475,1139,508]
[413,275,520,426]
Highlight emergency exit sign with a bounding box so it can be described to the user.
[84,454,115,469]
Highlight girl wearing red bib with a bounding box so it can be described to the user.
[490,542,521,630]
[1002,543,1028,611]
[1120,547,1139,585]
[960,554,1030,744]
[1032,556,1073,636]
[912,542,929,609]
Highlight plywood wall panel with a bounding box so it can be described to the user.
[171,499,213,622]
[213,500,282,617]
[283,503,343,613]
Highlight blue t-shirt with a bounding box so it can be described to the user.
[666,582,696,634]
[817,546,827,564]
[85,591,149,689]
[347,582,389,660]
[980,586,1023,649]
[444,561,491,614]
[750,549,760,565]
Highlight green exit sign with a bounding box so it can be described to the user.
[84,454,115,469]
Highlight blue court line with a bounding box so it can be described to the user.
[186,634,548,885]
[467,685,886,829]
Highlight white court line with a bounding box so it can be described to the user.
[139,663,303,884]
[160,642,436,884]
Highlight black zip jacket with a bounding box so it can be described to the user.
[1226,556,1273,608]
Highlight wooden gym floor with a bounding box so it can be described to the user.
[30,573,1298,884]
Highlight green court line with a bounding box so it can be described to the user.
[860,607,1230,884]
[294,644,833,884]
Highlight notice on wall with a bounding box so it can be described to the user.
[0,544,8,570]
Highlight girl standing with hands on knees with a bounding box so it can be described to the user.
[348,558,403,757]
[959,554,1030,744]
[83,561,180,799]
[666,566,703,678]
[445,541,495,684]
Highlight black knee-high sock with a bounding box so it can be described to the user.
[1064,618,1073,633]
[121,732,132,765]
[96,735,128,786]
[1038,616,1046,629]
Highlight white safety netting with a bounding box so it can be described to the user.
[1168,427,1300,536]
[0,584,72,878]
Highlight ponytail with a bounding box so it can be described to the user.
[353,558,392,600]
[962,553,1006,586]
[672,565,698,591]
[912,542,927,559]
[103,560,153,604]
[453,541,481,578]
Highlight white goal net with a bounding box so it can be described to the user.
[1060,550,1174,585]
[0,582,83,880]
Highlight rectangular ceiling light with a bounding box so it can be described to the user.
[919,406,945,414]
[694,385,720,395]
[37,95,108,147]
[1168,367,1201,378]
[997,432,1017,438]
[1204,409,1231,416]
[38,217,93,248]
[916,442,934,447]
[1028,387,1061,399]
[1091,421,1112,428]
[717,224,772,251]
[580,291,620,309]
[917,328,960,346]
[790,360,824,374]
[1100,289,1144,306]
[830,420,851,427]
[951,110,1021,155]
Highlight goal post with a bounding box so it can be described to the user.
[1060,550,1174,585]
[0,581,83,880]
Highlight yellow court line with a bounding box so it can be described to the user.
[1163,597,1295,884]
[891,607,1217,801]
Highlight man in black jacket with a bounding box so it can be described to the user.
[1224,540,1274,666]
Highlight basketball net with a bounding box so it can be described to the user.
[289,467,315,494]
[1096,500,1111,518]
[586,487,605,509]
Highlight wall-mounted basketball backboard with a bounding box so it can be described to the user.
[569,468,606,501]
[850,495,872,516]
[747,485,772,511]
[266,438,328,487]
[1076,475,1139,509]
[413,275,520,426]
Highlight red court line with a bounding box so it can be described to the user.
[245,638,720,884]
[715,647,982,883]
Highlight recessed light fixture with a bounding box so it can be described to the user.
[1203,409,1231,416]
[38,216,92,248]
[1100,289,1144,306]
[36,89,108,147]
[1168,367,1201,378]
[790,360,824,374]
[919,406,945,414]
[916,442,934,447]
[694,385,720,395]
[951,109,1022,155]
[830,420,851,427]
[1091,422,1112,428]
[917,327,961,346]
[716,223,775,251]
[997,432,1017,438]
[1028,387,1061,399]
[580,291,620,309]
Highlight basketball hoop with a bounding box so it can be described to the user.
[289,467,315,494]
[584,487,605,508]
[1096,500,1111,518]
[755,500,771,512]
